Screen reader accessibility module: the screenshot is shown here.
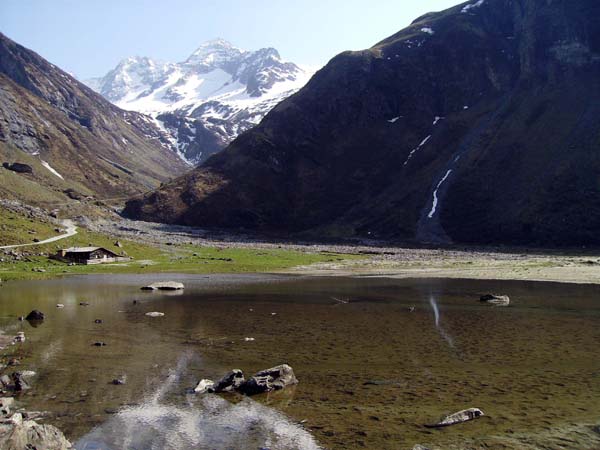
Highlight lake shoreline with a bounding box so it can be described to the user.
[2,210,600,285]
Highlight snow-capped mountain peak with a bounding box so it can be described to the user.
[86,56,174,103]
[184,38,245,71]
[85,39,316,165]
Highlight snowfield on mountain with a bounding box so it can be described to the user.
[86,39,314,164]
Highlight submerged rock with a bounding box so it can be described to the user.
[238,364,298,396]
[480,294,510,306]
[141,282,184,291]
[425,407,485,428]
[25,310,44,321]
[209,370,245,393]
[194,379,214,394]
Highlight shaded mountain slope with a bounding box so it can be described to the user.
[125,0,600,246]
[0,32,187,206]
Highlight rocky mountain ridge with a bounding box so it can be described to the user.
[0,32,187,208]
[124,0,600,247]
[86,39,313,164]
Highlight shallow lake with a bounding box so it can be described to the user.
[0,274,599,449]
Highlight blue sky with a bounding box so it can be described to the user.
[1,0,462,79]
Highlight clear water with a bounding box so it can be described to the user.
[0,274,599,449]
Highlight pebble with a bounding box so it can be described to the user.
[112,376,126,385]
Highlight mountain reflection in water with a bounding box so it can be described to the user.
[76,353,320,450]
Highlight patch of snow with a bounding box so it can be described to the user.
[428,169,453,219]
[421,27,435,35]
[404,135,431,166]
[40,160,64,180]
[388,116,401,123]
[462,0,485,13]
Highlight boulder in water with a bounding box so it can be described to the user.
[479,294,510,306]
[11,372,30,392]
[425,407,485,428]
[145,312,164,317]
[194,379,214,394]
[141,282,184,291]
[25,310,44,321]
[209,369,245,393]
[238,364,298,396]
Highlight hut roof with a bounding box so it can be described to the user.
[62,247,102,253]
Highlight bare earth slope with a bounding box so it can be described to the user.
[125,0,600,247]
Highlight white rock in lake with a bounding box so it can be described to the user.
[194,379,214,394]
[426,407,485,428]
[145,312,165,317]
[141,282,184,291]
